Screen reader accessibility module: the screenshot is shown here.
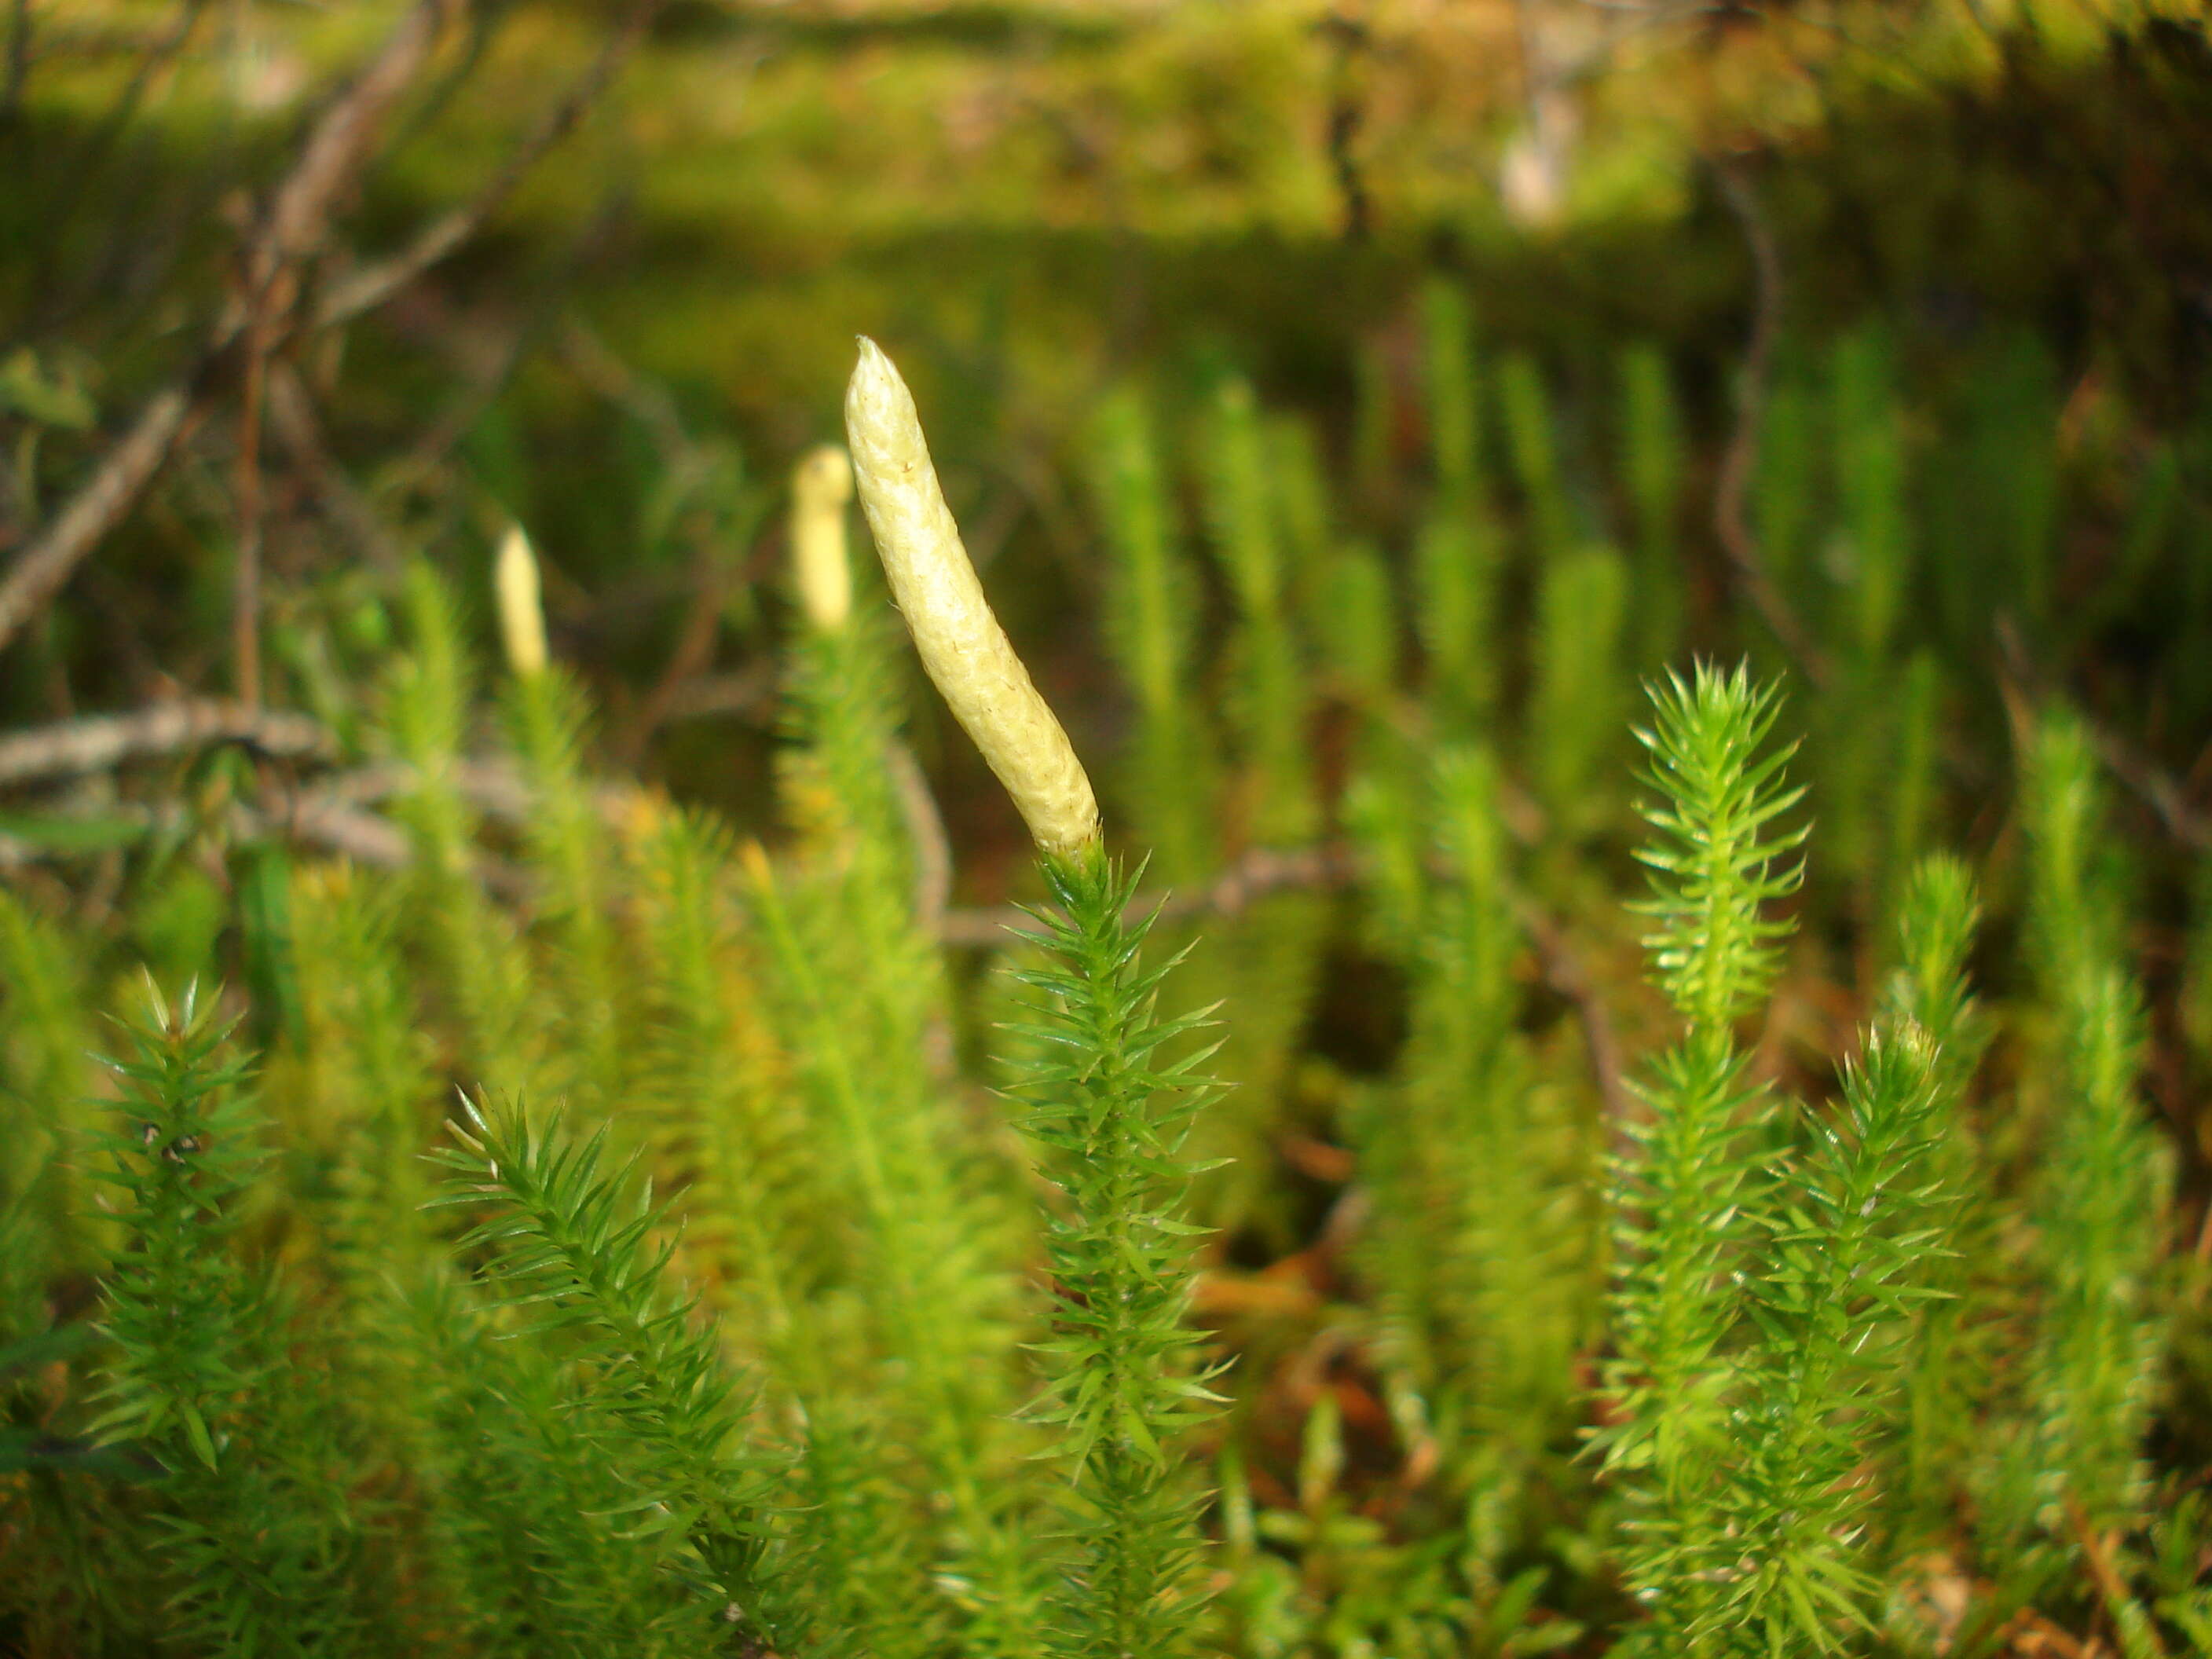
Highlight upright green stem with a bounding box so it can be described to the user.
[1010,850,1218,1659]
[747,842,1046,1658]
[507,666,623,1108]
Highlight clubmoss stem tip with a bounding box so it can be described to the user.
[844,336,1101,859]
[494,522,549,680]
[790,444,854,631]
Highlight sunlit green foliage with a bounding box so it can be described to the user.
[432,1096,793,1649]
[90,987,386,1658]
[1977,715,2170,1596]
[1603,668,1975,1657]
[0,249,2203,1659]
[1007,851,1221,1659]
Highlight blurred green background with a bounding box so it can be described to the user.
[6,5,2212,1650]
[11,0,2207,869]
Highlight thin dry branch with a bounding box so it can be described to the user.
[0,384,198,650]
[2067,1496,2169,1658]
[886,738,954,934]
[0,0,460,654]
[1512,895,1638,1130]
[1994,617,2210,852]
[1712,158,1830,687]
[2082,722,2210,853]
[230,320,272,711]
[620,537,744,760]
[649,665,777,727]
[314,0,662,328]
[0,784,526,899]
[935,843,1353,949]
[249,2,463,298]
[939,838,1635,1126]
[266,361,405,571]
[0,0,650,654]
[0,700,331,789]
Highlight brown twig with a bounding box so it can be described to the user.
[0,700,331,789]
[383,189,632,495]
[2067,1496,2166,1658]
[265,361,404,572]
[0,0,27,127]
[620,537,744,761]
[230,318,271,712]
[555,314,688,449]
[313,0,661,329]
[3,0,647,655]
[265,785,530,897]
[1712,157,1830,687]
[936,843,1353,950]
[2086,724,2210,853]
[277,793,416,871]
[0,0,460,654]
[940,837,1637,1128]
[1994,616,2210,852]
[885,739,954,936]
[0,383,200,651]
[1513,895,1639,1131]
[248,2,463,303]
[0,785,526,899]
[647,665,778,728]
[391,300,544,487]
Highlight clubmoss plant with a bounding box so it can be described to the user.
[497,526,628,1113]
[405,1269,718,1659]
[1604,667,1974,1654]
[775,433,1048,1656]
[848,337,1221,1659]
[1414,281,1504,734]
[1312,540,1397,714]
[1940,331,2059,646]
[1881,854,1994,1538]
[1499,350,1575,562]
[1413,510,1503,736]
[1355,745,1587,1466]
[1723,1024,1951,1653]
[1270,412,1337,630]
[1829,328,1910,668]
[1198,373,1309,842]
[1618,342,1686,669]
[284,864,439,1311]
[1752,368,1817,605]
[1881,651,1946,917]
[1087,383,1213,884]
[791,443,855,632]
[1819,328,1914,888]
[382,561,535,1087]
[432,1095,794,1650]
[1186,372,1331,1240]
[1420,277,1483,513]
[1601,665,1806,1650]
[92,983,383,1657]
[1980,712,2169,1588]
[0,889,98,1273]
[1533,544,1629,844]
[744,837,1045,1657]
[628,805,812,1350]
